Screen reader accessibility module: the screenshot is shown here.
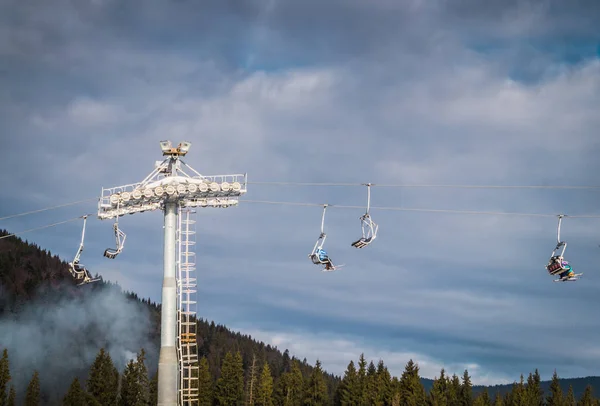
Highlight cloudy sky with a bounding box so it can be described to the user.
[2,0,600,386]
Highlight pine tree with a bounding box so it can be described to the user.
[460,369,473,406]
[492,392,503,406]
[429,369,448,406]
[365,361,379,406]
[63,377,87,406]
[565,385,576,406]
[282,350,291,374]
[87,348,119,406]
[149,372,158,406]
[526,370,544,406]
[5,387,14,406]
[246,353,259,406]
[398,359,426,406]
[577,385,595,406]
[376,360,392,406]
[546,370,564,406]
[356,354,367,405]
[336,360,358,406]
[120,359,137,406]
[502,392,510,406]
[274,372,290,406]
[24,370,40,406]
[0,349,10,406]
[288,360,304,406]
[256,361,274,406]
[273,374,286,406]
[448,374,461,406]
[135,349,150,405]
[198,357,213,406]
[473,389,491,406]
[303,359,329,406]
[274,359,304,406]
[390,376,401,406]
[118,349,150,406]
[215,351,245,406]
[510,374,525,406]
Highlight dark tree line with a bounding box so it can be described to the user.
[1,346,156,406]
[3,345,600,406]
[0,345,327,406]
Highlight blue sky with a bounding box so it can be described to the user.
[1,0,600,385]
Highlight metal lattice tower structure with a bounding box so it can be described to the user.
[177,207,199,405]
[97,141,247,406]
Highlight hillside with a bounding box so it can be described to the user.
[0,230,341,404]
[1,229,600,405]
[473,377,600,399]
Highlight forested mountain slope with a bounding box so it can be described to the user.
[0,230,340,404]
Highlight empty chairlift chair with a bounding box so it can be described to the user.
[351,183,379,248]
[104,217,126,259]
[67,215,103,286]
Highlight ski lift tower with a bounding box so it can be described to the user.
[97,141,247,406]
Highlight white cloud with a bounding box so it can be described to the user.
[65,97,123,126]
[233,327,513,385]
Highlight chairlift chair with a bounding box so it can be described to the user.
[546,242,568,276]
[351,213,378,249]
[104,218,126,259]
[68,216,103,286]
[308,205,342,271]
[73,263,103,286]
[546,215,569,275]
[351,184,378,248]
[545,214,582,281]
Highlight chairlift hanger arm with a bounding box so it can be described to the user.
[67,215,102,286]
[104,226,126,259]
[363,183,372,215]
[311,206,328,254]
[73,215,88,264]
[104,213,126,259]
[557,214,566,244]
[320,204,328,234]
[351,184,378,248]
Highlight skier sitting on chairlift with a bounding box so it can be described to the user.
[557,260,575,280]
[316,247,334,271]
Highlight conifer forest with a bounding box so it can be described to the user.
[2,234,600,406]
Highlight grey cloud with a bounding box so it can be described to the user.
[2,0,600,384]
[439,0,600,39]
[0,0,262,64]
[2,0,597,77]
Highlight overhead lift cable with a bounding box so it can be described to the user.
[2,197,600,242]
[2,181,600,224]
[247,181,600,190]
[0,215,91,240]
[4,200,599,245]
[2,189,599,285]
[240,199,600,219]
[0,198,97,222]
